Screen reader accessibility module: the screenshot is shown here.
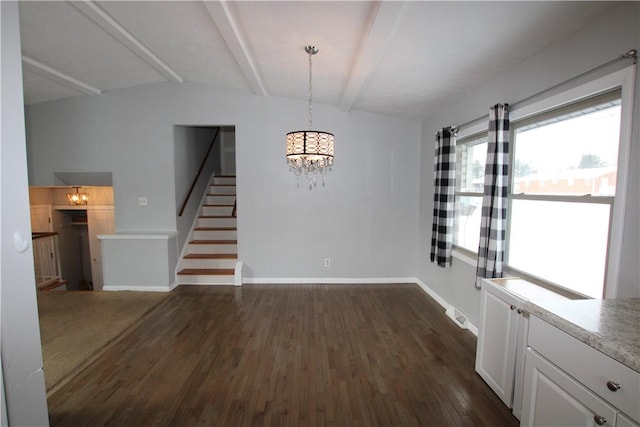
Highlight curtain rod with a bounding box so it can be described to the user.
[446,48,637,135]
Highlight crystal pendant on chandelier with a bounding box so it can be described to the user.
[286,45,334,187]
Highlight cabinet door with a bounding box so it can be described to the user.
[617,413,640,427]
[475,281,522,407]
[87,209,115,290]
[30,205,52,232]
[521,348,617,427]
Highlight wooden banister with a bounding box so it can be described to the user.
[178,128,220,216]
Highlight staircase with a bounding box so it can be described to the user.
[176,175,237,285]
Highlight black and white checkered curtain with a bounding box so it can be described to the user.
[476,104,510,280]
[430,127,456,267]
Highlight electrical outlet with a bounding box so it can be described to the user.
[324,258,331,267]
[138,197,148,206]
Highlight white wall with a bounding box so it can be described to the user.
[418,2,640,325]
[1,2,49,424]
[26,82,421,282]
[174,126,218,250]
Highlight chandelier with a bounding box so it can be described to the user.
[67,186,89,205]
[286,45,334,186]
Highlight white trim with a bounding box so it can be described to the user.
[53,204,113,210]
[414,278,449,309]
[106,275,478,334]
[456,119,487,140]
[604,65,636,298]
[509,66,635,299]
[243,277,478,334]
[69,1,182,83]
[98,232,177,240]
[452,248,477,266]
[243,277,418,285]
[203,1,266,96]
[234,260,244,287]
[415,278,478,336]
[510,67,634,122]
[455,65,636,299]
[103,285,173,292]
[339,1,406,112]
[22,55,102,96]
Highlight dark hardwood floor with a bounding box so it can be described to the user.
[47,284,518,426]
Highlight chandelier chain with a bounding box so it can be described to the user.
[308,50,313,130]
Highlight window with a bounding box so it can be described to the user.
[453,134,487,253]
[451,65,634,299]
[508,91,621,298]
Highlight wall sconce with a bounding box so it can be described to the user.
[67,186,89,205]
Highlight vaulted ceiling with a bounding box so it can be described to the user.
[19,1,617,120]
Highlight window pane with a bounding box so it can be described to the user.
[453,195,482,252]
[456,138,487,193]
[508,200,610,298]
[513,101,620,196]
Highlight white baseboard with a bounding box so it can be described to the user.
[242,277,417,285]
[103,285,173,292]
[104,276,477,335]
[414,278,478,336]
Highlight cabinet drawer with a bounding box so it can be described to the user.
[522,348,618,427]
[528,315,640,422]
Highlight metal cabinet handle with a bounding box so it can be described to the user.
[606,380,620,392]
[593,414,607,425]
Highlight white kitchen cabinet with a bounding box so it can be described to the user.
[522,348,617,426]
[475,278,569,420]
[475,279,526,409]
[523,315,640,427]
[617,413,640,427]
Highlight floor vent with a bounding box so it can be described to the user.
[446,306,469,329]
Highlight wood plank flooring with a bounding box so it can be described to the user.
[47,284,518,427]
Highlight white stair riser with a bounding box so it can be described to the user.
[197,217,237,227]
[205,195,235,204]
[188,243,237,254]
[177,275,234,285]
[212,177,236,185]
[193,229,237,240]
[208,184,236,194]
[201,206,233,216]
[181,258,236,269]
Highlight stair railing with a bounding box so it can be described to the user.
[32,232,62,288]
[178,127,221,216]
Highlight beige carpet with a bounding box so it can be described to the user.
[37,290,169,394]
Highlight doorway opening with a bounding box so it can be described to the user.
[29,185,115,291]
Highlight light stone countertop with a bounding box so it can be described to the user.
[525,298,640,373]
[485,278,640,373]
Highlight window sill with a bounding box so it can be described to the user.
[452,248,477,266]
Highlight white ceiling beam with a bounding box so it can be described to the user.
[203,1,267,97]
[339,1,407,112]
[69,0,183,83]
[22,55,102,96]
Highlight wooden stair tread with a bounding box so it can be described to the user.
[199,215,235,219]
[178,268,235,275]
[203,203,234,207]
[184,253,237,259]
[207,193,236,196]
[190,239,237,244]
